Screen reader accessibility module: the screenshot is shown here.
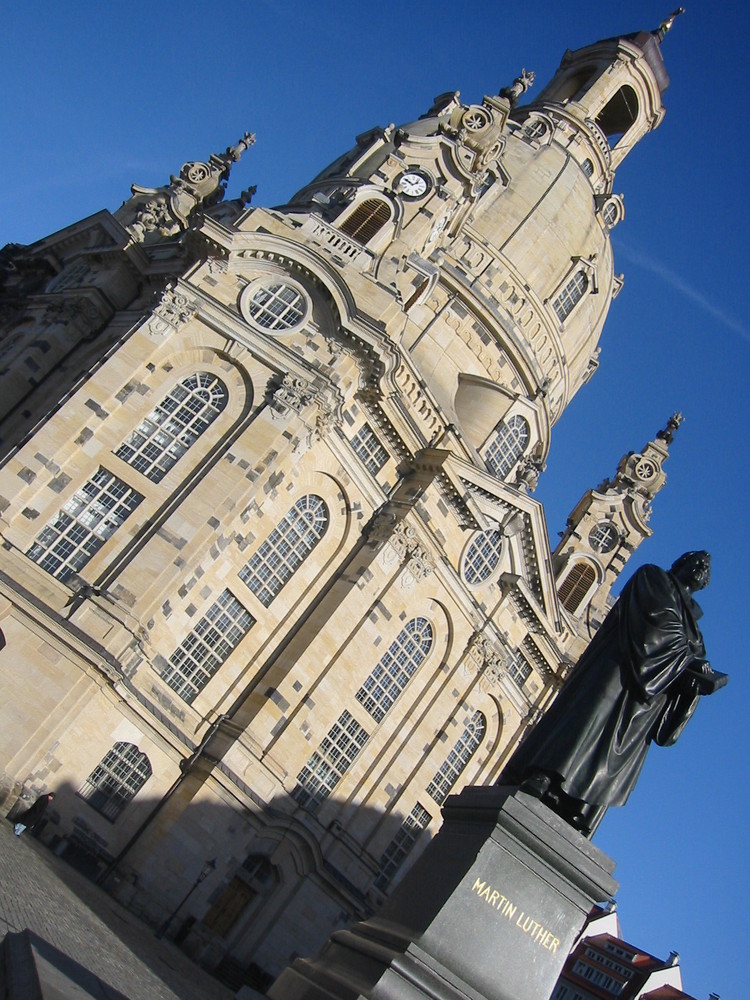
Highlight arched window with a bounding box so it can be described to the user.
[558,562,596,613]
[552,271,588,322]
[374,802,432,891]
[463,530,503,585]
[115,373,228,482]
[596,85,639,144]
[484,414,530,480]
[160,589,255,704]
[507,648,532,688]
[351,423,389,475]
[338,199,391,244]
[293,710,370,811]
[78,741,151,821]
[355,617,433,722]
[27,467,143,582]
[426,711,486,805]
[239,495,328,607]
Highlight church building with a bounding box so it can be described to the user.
[0,19,683,990]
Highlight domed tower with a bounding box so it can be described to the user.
[259,12,679,491]
[554,413,683,650]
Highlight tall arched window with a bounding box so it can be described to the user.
[338,199,391,244]
[374,802,432,891]
[160,589,255,704]
[463,531,503,585]
[552,271,588,322]
[558,562,596,613]
[355,617,434,722]
[507,648,532,688]
[426,711,486,805]
[239,495,328,607]
[27,468,143,582]
[78,742,152,821]
[293,710,370,811]
[596,85,639,144]
[115,372,228,482]
[484,414,530,480]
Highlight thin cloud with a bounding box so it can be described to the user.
[614,239,750,344]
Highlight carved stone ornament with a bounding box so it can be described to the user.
[270,374,313,417]
[147,284,198,336]
[313,402,336,440]
[514,456,544,493]
[373,518,435,581]
[462,633,509,693]
[45,296,108,331]
[206,256,228,275]
[634,456,658,481]
[130,197,180,241]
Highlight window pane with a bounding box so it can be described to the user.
[246,282,307,331]
[351,424,389,475]
[552,271,588,322]
[293,710,370,812]
[115,373,227,482]
[355,618,433,723]
[159,590,254,704]
[374,803,432,891]
[78,741,152,822]
[27,469,143,582]
[484,414,530,480]
[426,712,486,805]
[463,531,503,585]
[239,495,328,607]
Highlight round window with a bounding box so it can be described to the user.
[240,279,309,333]
[602,202,619,228]
[589,522,619,554]
[463,530,504,585]
[462,107,492,132]
[524,119,547,140]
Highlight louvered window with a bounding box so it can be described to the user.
[339,199,391,243]
[558,562,596,613]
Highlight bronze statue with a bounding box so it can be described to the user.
[503,551,727,836]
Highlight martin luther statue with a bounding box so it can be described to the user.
[503,551,727,836]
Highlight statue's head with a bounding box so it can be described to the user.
[670,550,711,592]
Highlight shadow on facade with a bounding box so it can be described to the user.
[7,779,414,995]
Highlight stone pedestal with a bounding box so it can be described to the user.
[269,786,617,1000]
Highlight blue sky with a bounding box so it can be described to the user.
[2,3,748,997]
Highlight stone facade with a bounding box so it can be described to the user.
[0,25,682,990]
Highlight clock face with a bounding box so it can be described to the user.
[399,171,429,199]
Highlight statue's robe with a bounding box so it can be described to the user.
[505,564,706,809]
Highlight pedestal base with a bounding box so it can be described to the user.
[269,786,617,1000]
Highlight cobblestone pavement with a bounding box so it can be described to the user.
[0,819,234,1000]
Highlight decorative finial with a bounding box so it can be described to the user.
[656,411,683,445]
[225,131,256,162]
[655,7,685,42]
[499,68,535,107]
